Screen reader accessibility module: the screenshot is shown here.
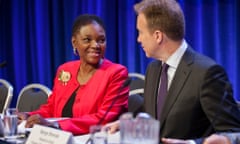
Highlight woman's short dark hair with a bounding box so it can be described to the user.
[72,14,105,36]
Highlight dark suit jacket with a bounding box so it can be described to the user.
[144,47,240,141]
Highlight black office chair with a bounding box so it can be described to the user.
[16,83,52,112]
[236,100,240,111]
[0,79,13,113]
[128,88,144,116]
[128,73,145,91]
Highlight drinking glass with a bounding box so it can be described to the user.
[0,113,4,137]
[120,112,160,144]
[3,108,19,139]
[119,112,134,144]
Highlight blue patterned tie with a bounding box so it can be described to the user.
[157,63,169,119]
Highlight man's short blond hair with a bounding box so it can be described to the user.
[134,0,185,41]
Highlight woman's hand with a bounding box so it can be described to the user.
[17,112,29,124]
[103,120,120,134]
[25,114,55,128]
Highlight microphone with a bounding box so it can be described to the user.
[0,61,7,68]
[85,78,131,144]
[203,82,232,137]
[97,77,131,125]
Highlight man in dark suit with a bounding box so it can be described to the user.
[105,0,240,143]
[133,0,240,143]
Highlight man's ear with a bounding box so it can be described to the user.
[154,30,163,44]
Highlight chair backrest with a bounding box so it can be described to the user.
[128,73,145,91]
[128,88,144,116]
[128,73,145,80]
[0,79,13,113]
[236,100,240,110]
[16,83,52,112]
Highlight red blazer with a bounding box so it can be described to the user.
[29,59,129,135]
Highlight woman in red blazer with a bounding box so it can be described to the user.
[18,14,129,135]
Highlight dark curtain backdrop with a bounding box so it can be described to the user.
[0,0,239,107]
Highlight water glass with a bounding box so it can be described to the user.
[89,125,107,144]
[120,112,160,144]
[3,108,19,139]
[0,114,4,137]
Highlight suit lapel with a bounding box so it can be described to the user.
[160,47,194,126]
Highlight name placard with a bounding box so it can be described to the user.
[25,124,73,144]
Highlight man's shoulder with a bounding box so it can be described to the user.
[184,47,220,69]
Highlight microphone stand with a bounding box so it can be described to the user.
[85,78,131,144]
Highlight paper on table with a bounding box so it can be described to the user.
[18,120,30,134]
[108,131,120,144]
[73,131,120,144]
[18,118,69,133]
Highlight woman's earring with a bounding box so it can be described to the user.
[73,48,78,56]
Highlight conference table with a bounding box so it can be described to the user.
[2,116,158,144]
